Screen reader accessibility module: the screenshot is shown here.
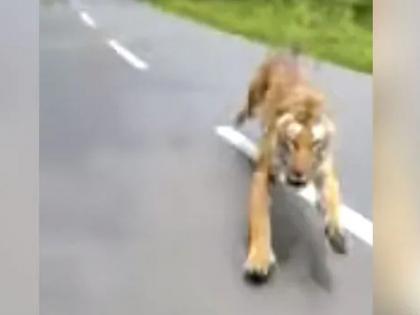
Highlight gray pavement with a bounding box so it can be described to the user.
[0,1,38,314]
[40,1,372,314]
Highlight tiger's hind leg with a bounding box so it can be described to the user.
[234,65,269,127]
[234,87,260,127]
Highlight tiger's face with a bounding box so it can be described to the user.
[276,114,333,187]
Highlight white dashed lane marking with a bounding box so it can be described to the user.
[79,11,97,29]
[76,9,149,71]
[107,39,149,71]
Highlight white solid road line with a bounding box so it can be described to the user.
[341,205,373,245]
[79,11,97,29]
[215,125,373,246]
[107,39,149,71]
[216,125,259,160]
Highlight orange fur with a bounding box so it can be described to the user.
[238,52,347,279]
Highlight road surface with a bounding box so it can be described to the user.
[40,0,372,314]
[0,1,38,314]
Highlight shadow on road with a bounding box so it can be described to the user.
[271,183,332,291]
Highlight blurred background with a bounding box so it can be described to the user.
[148,0,372,73]
[375,1,420,314]
[0,1,38,314]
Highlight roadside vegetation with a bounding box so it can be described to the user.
[147,0,372,72]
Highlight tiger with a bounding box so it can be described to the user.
[234,50,348,280]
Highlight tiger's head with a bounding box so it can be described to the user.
[275,112,334,187]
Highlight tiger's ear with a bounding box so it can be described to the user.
[274,113,296,143]
[311,115,335,144]
[275,113,294,130]
[323,116,335,135]
[319,116,335,148]
[312,123,327,141]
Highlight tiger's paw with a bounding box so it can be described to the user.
[244,247,276,282]
[325,225,348,255]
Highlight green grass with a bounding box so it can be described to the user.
[147,0,372,73]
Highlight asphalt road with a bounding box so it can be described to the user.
[0,1,38,314]
[40,1,372,314]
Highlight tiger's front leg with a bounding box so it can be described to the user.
[244,134,277,280]
[244,169,276,280]
[315,160,348,254]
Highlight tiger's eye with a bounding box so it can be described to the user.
[287,138,300,150]
[312,139,322,149]
[282,139,294,151]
